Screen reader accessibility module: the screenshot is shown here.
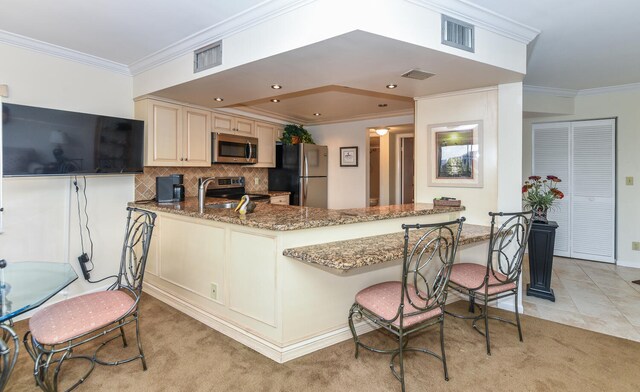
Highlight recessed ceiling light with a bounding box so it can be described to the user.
[313,113,322,116]
[378,103,388,107]
[214,97,224,102]
[386,84,398,89]
[271,84,282,89]
[270,99,280,103]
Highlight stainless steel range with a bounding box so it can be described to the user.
[204,176,270,202]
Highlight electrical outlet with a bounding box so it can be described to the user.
[254,177,260,185]
[210,283,218,300]
[626,177,634,186]
[632,242,640,251]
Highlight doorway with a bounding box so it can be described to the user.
[369,137,380,206]
[399,135,414,204]
[367,125,415,207]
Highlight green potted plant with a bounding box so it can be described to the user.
[522,175,564,223]
[280,124,315,145]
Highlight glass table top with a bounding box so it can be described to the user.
[0,262,78,322]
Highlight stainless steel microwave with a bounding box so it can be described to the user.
[212,133,258,164]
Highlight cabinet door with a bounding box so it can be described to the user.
[235,118,254,136]
[212,113,234,134]
[183,107,211,167]
[254,122,276,167]
[146,100,183,166]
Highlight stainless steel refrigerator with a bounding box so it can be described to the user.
[268,144,328,208]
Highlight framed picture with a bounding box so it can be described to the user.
[340,146,358,167]
[427,121,483,188]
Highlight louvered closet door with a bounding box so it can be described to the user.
[570,119,615,263]
[532,122,571,257]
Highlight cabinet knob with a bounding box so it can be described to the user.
[185,158,188,161]
[180,158,184,161]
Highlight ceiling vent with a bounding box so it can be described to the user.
[194,41,222,73]
[401,69,435,80]
[441,15,474,53]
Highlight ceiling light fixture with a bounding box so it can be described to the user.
[270,99,280,103]
[386,84,398,89]
[375,128,389,136]
[214,97,224,102]
[271,84,282,89]
[313,113,322,116]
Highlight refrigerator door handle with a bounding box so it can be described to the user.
[302,177,308,206]
[304,155,309,177]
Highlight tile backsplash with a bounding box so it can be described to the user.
[135,165,269,201]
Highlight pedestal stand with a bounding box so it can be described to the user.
[526,221,558,302]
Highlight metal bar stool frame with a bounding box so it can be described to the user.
[23,207,156,392]
[0,324,19,391]
[446,211,533,355]
[348,218,465,392]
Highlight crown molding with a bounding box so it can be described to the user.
[523,85,578,98]
[0,29,131,75]
[405,0,539,44]
[577,82,640,96]
[128,0,317,76]
[414,86,497,100]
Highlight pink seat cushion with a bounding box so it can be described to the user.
[449,263,516,295]
[29,290,136,345]
[355,281,442,328]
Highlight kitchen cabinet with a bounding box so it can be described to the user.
[182,107,212,166]
[253,122,278,168]
[212,113,254,136]
[135,99,211,167]
[270,195,289,205]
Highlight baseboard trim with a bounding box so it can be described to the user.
[616,259,639,268]
[143,283,376,363]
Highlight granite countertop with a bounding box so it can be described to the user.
[267,191,291,197]
[282,224,491,272]
[128,197,465,231]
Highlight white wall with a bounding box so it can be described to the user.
[415,87,499,224]
[415,84,523,224]
[0,42,135,303]
[307,114,413,209]
[523,88,640,268]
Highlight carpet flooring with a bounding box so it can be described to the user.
[6,294,640,392]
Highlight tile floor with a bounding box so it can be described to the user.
[522,256,640,342]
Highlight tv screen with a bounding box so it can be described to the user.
[2,103,144,176]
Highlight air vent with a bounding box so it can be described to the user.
[441,15,474,52]
[401,69,435,80]
[194,41,222,73]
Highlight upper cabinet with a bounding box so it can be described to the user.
[212,113,254,136]
[253,122,278,168]
[135,99,211,167]
[182,107,212,166]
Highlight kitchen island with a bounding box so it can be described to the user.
[131,198,488,362]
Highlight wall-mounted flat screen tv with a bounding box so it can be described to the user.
[2,103,144,176]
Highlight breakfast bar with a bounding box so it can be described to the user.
[130,199,489,363]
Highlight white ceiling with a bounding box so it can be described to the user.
[471,0,640,90]
[1,0,640,122]
[0,0,266,65]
